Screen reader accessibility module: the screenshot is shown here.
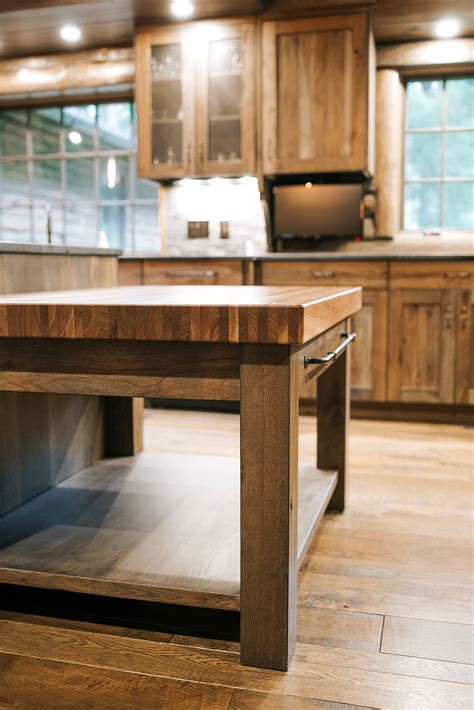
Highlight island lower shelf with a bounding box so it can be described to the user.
[0,451,337,611]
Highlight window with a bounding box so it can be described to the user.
[0,102,160,251]
[404,77,474,231]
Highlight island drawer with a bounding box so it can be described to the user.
[390,261,474,289]
[143,259,244,285]
[260,260,388,288]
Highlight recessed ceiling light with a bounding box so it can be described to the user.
[170,0,193,19]
[68,130,82,144]
[59,25,82,43]
[435,18,460,38]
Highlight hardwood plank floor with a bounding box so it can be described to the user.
[0,410,472,708]
[381,616,474,664]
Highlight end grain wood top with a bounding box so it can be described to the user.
[0,285,362,345]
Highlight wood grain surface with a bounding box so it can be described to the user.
[0,451,336,613]
[0,285,362,344]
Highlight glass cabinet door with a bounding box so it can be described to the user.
[197,22,255,176]
[136,30,195,179]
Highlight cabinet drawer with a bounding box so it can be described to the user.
[391,261,474,289]
[143,260,243,285]
[118,260,143,286]
[260,260,388,288]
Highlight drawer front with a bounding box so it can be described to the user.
[297,322,349,397]
[391,261,474,289]
[143,260,243,285]
[260,260,388,288]
[118,260,143,286]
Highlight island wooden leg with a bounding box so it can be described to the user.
[317,344,350,513]
[240,345,298,670]
[104,397,144,457]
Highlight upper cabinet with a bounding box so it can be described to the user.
[135,21,256,180]
[261,13,374,175]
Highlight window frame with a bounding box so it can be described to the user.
[0,98,160,250]
[402,74,474,232]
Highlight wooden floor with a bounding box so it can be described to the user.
[0,409,473,709]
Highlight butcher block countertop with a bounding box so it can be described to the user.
[0,285,361,345]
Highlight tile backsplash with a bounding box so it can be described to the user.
[165,177,267,255]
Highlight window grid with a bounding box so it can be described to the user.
[403,77,474,231]
[0,103,159,250]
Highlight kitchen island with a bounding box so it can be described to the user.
[0,284,361,670]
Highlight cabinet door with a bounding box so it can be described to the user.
[388,290,456,404]
[136,28,195,179]
[196,21,256,176]
[143,259,243,285]
[455,289,474,404]
[262,13,370,174]
[351,289,387,402]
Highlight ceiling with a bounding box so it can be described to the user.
[0,0,473,59]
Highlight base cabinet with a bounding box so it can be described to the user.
[455,289,474,404]
[351,289,387,401]
[388,289,456,404]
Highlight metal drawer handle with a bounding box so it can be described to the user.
[165,270,218,278]
[444,271,469,279]
[304,332,357,368]
[312,271,336,279]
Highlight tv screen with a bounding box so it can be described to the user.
[273,183,363,238]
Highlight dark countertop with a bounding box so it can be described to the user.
[120,252,474,262]
[0,242,122,257]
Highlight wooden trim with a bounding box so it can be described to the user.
[0,372,240,401]
[375,68,404,238]
[351,401,474,425]
[0,569,240,612]
[317,323,350,512]
[0,47,134,97]
[377,38,474,70]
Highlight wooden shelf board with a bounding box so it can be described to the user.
[0,452,335,610]
[297,467,338,568]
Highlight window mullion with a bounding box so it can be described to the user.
[440,79,447,227]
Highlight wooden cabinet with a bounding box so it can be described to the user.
[455,289,474,405]
[259,259,387,401]
[260,260,387,289]
[144,259,244,285]
[388,289,456,404]
[135,21,256,180]
[388,263,474,405]
[261,13,373,175]
[351,289,387,402]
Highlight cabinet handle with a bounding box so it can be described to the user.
[444,271,470,279]
[198,143,205,164]
[445,304,453,329]
[304,332,357,368]
[311,270,336,279]
[165,270,218,278]
[459,303,469,329]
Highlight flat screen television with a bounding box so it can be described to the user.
[273,183,363,239]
